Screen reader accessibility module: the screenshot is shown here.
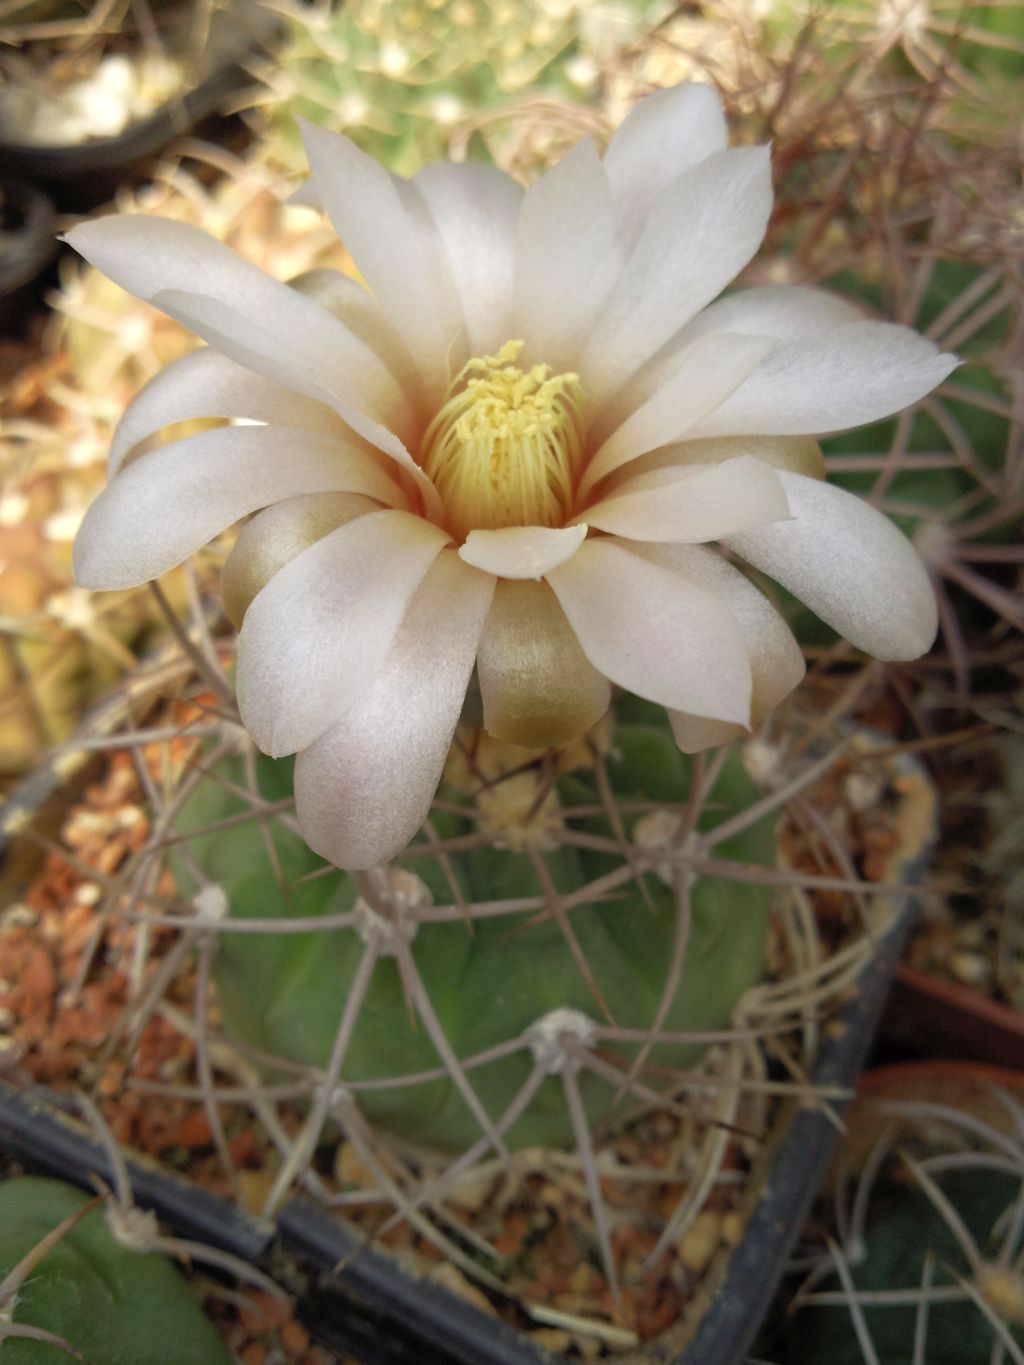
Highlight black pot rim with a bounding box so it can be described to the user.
[0,62,247,180]
[0,175,58,294]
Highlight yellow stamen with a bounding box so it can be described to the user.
[421,340,584,540]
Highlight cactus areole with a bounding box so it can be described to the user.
[68,81,949,873]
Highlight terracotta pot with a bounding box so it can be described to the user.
[883,963,1024,1071]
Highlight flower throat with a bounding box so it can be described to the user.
[421,340,584,541]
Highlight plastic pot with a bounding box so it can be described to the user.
[0,2,276,212]
[883,963,1024,1071]
[0,737,935,1364]
[0,175,58,334]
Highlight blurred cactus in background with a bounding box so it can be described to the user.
[257,0,668,176]
[782,1073,1024,1364]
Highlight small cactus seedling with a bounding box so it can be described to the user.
[0,1176,232,1364]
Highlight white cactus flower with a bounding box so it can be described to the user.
[69,83,955,870]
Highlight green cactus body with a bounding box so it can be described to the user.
[0,1177,231,1365]
[785,1168,1024,1365]
[175,698,775,1153]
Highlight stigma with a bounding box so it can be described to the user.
[421,340,584,541]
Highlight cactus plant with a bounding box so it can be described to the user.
[48,69,958,1331]
[259,0,665,178]
[9,0,1016,1345]
[782,1072,1024,1365]
[172,694,777,1154]
[0,1175,232,1364]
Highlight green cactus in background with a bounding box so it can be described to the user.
[787,1167,1024,1365]
[173,694,775,1153]
[262,0,665,176]
[0,1177,231,1364]
[781,1080,1024,1365]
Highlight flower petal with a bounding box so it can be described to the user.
[631,541,805,719]
[583,456,789,542]
[580,146,773,395]
[667,713,745,753]
[603,83,727,238]
[151,287,443,522]
[294,551,494,870]
[299,120,464,398]
[724,470,938,660]
[221,493,380,628]
[581,333,774,492]
[477,579,610,747]
[676,283,865,345]
[236,509,450,757]
[73,426,403,589]
[599,285,863,446]
[689,320,960,438]
[413,162,523,357]
[110,347,344,475]
[608,435,826,488]
[288,267,427,409]
[459,524,587,579]
[513,138,622,370]
[63,215,411,436]
[547,539,751,724]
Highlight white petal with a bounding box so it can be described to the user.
[152,287,443,522]
[459,524,587,579]
[580,146,773,396]
[581,333,774,492]
[689,320,960,438]
[513,139,622,370]
[606,435,826,490]
[414,162,522,357]
[675,283,865,345]
[668,713,745,753]
[631,541,805,718]
[603,83,727,239]
[288,267,427,409]
[286,177,319,210]
[295,552,494,870]
[222,492,380,629]
[110,347,344,475]
[725,471,938,660]
[477,579,610,748]
[299,121,464,397]
[547,539,751,724]
[583,456,789,542]
[236,510,450,757]
[74,426,403,589]
[63,215,411,436]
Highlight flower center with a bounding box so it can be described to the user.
[421,340,584,541]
